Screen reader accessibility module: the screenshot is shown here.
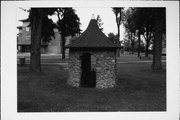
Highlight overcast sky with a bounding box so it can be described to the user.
[17,7,125,40]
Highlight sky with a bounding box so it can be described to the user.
[17,7,125,40]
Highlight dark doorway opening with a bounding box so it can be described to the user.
[81,53,96,88]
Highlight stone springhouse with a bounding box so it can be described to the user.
[66,19,119,88]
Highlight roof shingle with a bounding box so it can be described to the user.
[66,19,119,49]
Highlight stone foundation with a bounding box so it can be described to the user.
[67,50,117,88]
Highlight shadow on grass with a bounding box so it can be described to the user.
[18,63,166,112]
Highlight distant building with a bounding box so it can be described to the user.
[17,18,33,52]
[17,18,71,54]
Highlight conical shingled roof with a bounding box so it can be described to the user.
[66,19,119,49]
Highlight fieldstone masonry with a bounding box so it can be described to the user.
[66,19,119,89]
[67,50,117,88]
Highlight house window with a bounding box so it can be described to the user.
[26,36,30,40]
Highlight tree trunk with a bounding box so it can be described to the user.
[151,34,162,70]
[130,32,134,54]
[151,17,163,70]
[61,34,66,59]
[117,26,120,57]
[131,42,134,54]
[115,8,122,57]
[138,30,141,57]
[30,9,42,72]
[145,39,150,57]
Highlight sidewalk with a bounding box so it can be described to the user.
[17,52,69,59]
[17,52,61,57]
[17,52,166,65]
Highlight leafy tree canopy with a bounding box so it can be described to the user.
[29,8,58,42]
[107,32,118,44]
[96,15,104,31]
[124,7,166,37]
[112,7,124,26]
[56,8,81,37]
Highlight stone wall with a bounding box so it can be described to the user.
[67,50,117,88]
[67,51,81,87]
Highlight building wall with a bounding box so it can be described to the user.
[17,21,31,44]
[17,21,62,54]
[67,50,117,88]
[65,36,71,54]
[46,31,72,54]
[17,21,73,54]
[46,29,61,54]
[22,22,31,42]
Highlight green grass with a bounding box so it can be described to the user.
[18,62,166,112]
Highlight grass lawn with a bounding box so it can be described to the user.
[18,62,166,112]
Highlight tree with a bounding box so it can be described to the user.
[41,16,57,42]
[132,8,154,57]
[122,37,131,52]
[112,7,123,56]
[141,8,154,57]
[124,7,166,70]
[124,8,137,54]
[130,32,136,54]
[126,31,136,54]
[131,8,143,57]
[29,8,57,71]
[107,32,118,44]
[96,15,104,31]
[151,8,166,70]
[137,30,141,57]
[56,8,81,59]
[126,8,155,57]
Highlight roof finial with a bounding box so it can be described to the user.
[91,14,95,19]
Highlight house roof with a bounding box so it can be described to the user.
[19,18,29,22]
[66,19,120,49]
[17,26,23,29]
